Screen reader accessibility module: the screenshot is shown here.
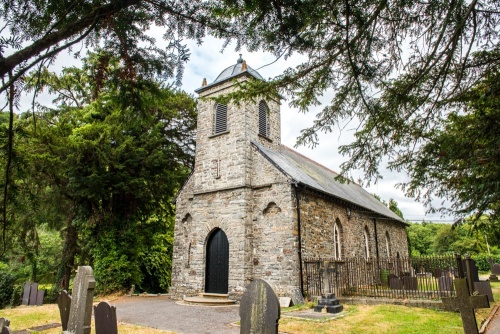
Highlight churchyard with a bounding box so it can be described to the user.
[1,279,499,334]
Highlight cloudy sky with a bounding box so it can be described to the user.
[19,33,454,223]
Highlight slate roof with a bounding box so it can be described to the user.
[252,141,407,224]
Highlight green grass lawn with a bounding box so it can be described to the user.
[1,282,498,334]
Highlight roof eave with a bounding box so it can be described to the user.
[195,71,261,94]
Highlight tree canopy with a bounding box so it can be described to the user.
[218,0,500,220]
[1,53,197,292]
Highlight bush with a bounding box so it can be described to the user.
[9,284,23,307]
[472,254,500,272]
[44,284,61,304]
[0,269,15,309]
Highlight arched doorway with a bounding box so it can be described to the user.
[205,228,229,294]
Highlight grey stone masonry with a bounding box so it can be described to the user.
[170,58,409,302]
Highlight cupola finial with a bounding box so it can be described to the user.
[237,54,243,64]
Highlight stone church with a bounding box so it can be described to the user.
[170,56,409,302]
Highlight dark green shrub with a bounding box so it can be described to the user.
[44,284,61,304]
[0,269,15,309]
[9,284,23,307]
[472,254,500,272]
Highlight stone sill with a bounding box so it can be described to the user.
[258,133,273,142]
[209,131,230,139]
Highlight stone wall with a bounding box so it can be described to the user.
[297,189,408,260]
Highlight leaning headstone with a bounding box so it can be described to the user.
[403,276,418,290]
[474,282,494,302]
[36,290,45,306]
[57,290,72,331]
[438,276,453,291]
[94,302,118,334]
[22,282,31,305]
[240,279,280,334]
[64,266,96,334]
[279,297,292,308]
[466,259,480,282]
[442,278,490,334]
[0,318,11,334]
[29,282,38,305]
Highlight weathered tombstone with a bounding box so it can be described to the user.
[489,258,499,282]
[0,318,11,334]
[36,290,45,306]
[313,293,343,314]
[474,282,494,302]
[57,290,72,331]
[389,276,403,290]
[64,266,96,334]
[94,302,118,334]
[465,258,480,282]
[492,263,500,275]
[279,297,292,308]
[402,276,418,291]
[438,276,453,291]
[442,278,490,334]
[29,282,38,305]
[22,282,31,305]
[240,279,280,334]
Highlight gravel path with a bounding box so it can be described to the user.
[113,296,240,334]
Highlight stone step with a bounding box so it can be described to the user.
[199,293,230,299]
[183,295,236,306]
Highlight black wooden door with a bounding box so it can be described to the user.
[205,229,229,294]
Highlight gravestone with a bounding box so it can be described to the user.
[438,276,453,291]
[313,294,343,314]
[464,258,480,282]
[278,297,291,308]
[240,279,280,334]
[22,282,31,305]
[489,258,499,282]
[36,290,45,306]
[389,277,403,290]
[57,290,72,331]
[64,266,96,334]
[94,302,118,334]
[442,278,489,334]
[0,318,11,334]
[474,282,494,302]
[29,282,38,305]
[402,276,418,290]
[492,263,500,275]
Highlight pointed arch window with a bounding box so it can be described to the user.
[364,226,370,259]
[258,101,270,137]
[333,220,342,260]
[385,231,391,258]
[213,103,228,134]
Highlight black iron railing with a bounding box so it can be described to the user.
[303,254,463,300]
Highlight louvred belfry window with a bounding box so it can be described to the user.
[213,103,228,134]
[258,101,270,137]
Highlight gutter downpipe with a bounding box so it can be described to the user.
[294,183,305,298]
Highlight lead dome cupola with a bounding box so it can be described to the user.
[195,55,264,93]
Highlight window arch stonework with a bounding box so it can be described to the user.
[333,219,343,260]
